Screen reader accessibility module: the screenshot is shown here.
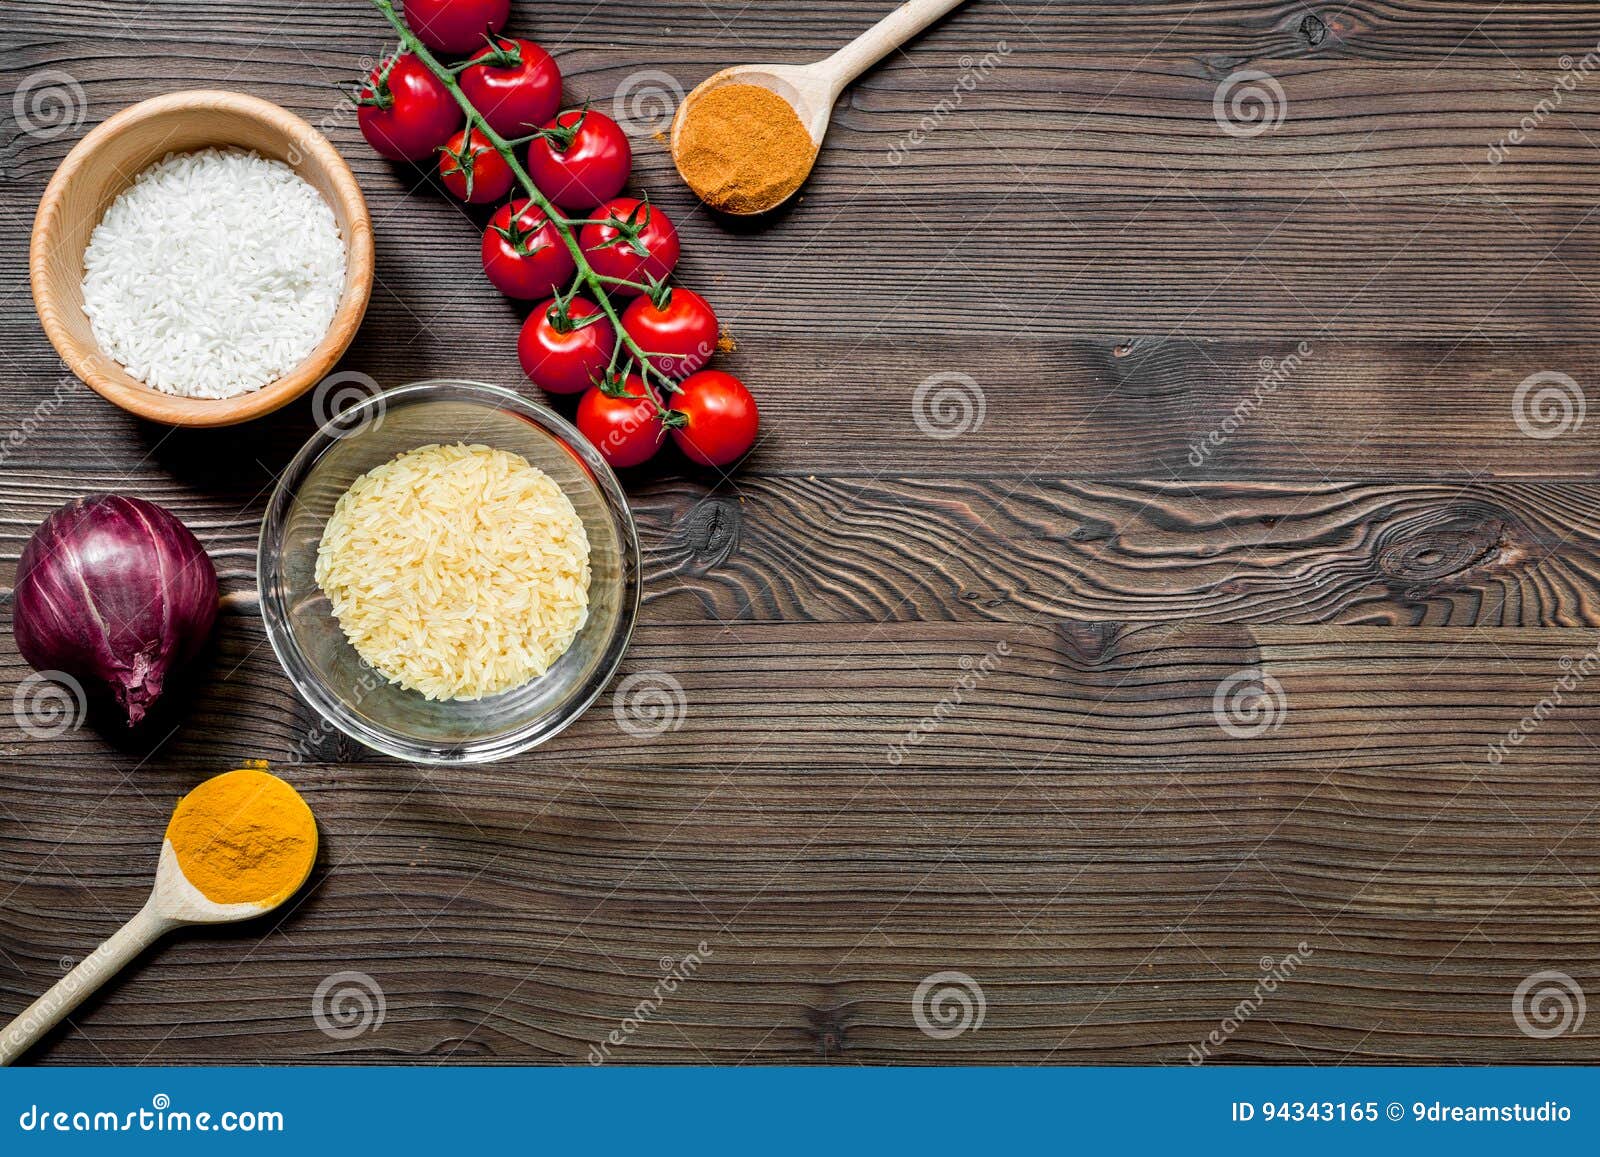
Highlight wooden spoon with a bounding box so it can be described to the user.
[0,769,317,1065]
[671,0,971,214]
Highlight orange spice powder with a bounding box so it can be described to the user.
[674,84,816,214]
[165,767,317,907]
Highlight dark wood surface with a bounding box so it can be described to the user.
[3,0,1600,1064]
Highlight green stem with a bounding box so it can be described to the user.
[368,0,677,411]
[589,273,656,294]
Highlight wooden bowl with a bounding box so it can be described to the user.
[30,90,375,428]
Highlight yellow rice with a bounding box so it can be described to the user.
[315,442,591,700]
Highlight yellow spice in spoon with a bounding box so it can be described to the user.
[164,767,317,907]
[674,83,817,214]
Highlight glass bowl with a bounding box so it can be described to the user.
[259,379,640,763]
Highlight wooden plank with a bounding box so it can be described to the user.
[9,471,1600,626]
[6,338,1600,478]
[5,621,1600,773]
[9,0,1600,63]
[636,477,1600,626]
[9,64,1600,342]
[8,200,1599,346]
[5,50,1600,342]
[2,749,1596,1063]
[9,194,1600,349]
[12,47,1600,205]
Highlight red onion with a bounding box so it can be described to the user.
[13,495,218,727]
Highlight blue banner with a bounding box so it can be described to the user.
[2,1066,1597,1153]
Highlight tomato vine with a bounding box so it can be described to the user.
[368,0,683,421]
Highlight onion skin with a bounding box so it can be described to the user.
[13,495,218,727]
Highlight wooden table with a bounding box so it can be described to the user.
[4,0,1600,1065]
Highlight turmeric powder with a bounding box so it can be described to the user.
[165,767,317,907]
[674,83,816,214]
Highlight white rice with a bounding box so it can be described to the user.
[315,443,592,701]
[81,147,346,399]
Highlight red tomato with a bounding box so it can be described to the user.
[670,371,759,467]
[403,0,510,55]
[579,198,679,294]
[525,109,631,210]
[577,378,664,469]
[356,52,461,162]
[438,127,513,203]
[518,297,616,395]
[459,37,562,139]
[481,200,575,300]
[621,288,717,380]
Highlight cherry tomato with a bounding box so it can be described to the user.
[403,0,510,55]
[579,198,679,295]
[670,371,759,467]
[438,127,513,203]
[459,36,562,138]
[526,109,631,210]
[621,288,717,380]
[356,52,461,162]
[518,297,616,395]
[577,378,664,469]
[481,200,575,300]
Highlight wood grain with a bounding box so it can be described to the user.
[635,477,1600,626]
[8,1,1600,62]
[3,725,1597,1063]
[5,338,1600,478]
[10,470,1600,626]
[3,0,1600,1065]
[6,620,1600,776]
[7,28,1600,345]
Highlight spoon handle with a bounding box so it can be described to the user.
[820,0,972,91]
[0,903,173,1066]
